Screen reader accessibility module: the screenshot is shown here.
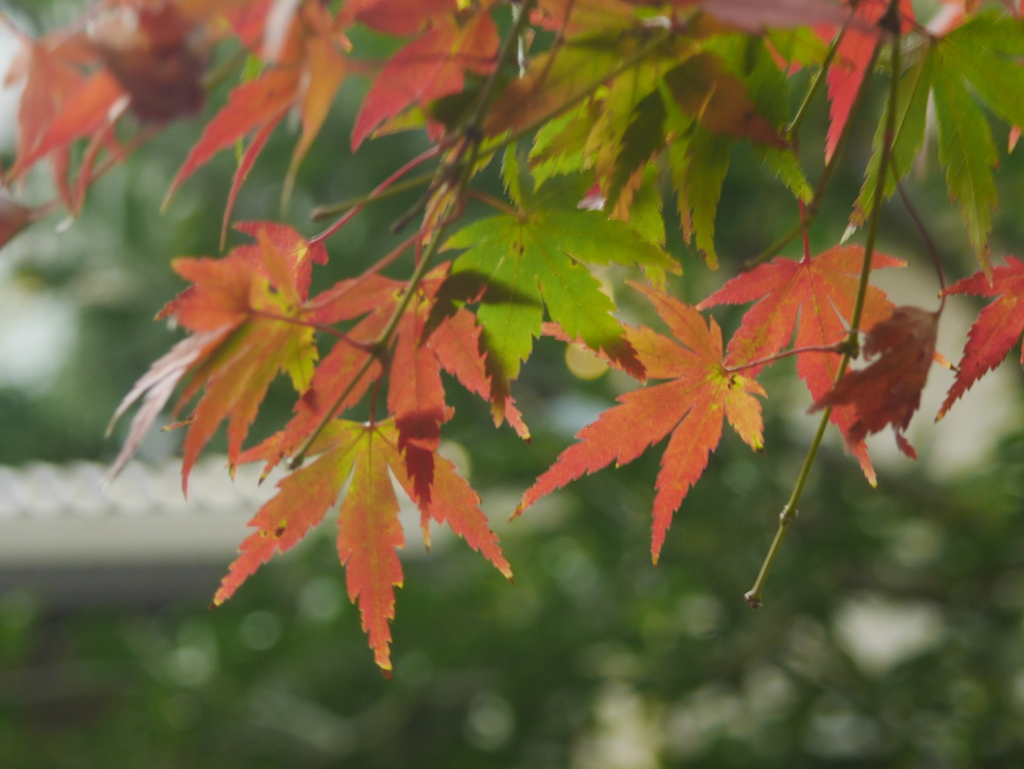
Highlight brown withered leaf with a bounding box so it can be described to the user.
[811,306,939,459]
[90,2,208,123]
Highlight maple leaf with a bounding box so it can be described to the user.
[518,284,765,563]
[165,1,348,225]
[349,0,457,37]
[695,0,849,32]
[823,0,914,162]
[851,12,1024,273]
[5,32,127,209]
[812,306,939,459]
[109,224,323,489]
[939,257,1024,418]
[658,43,792,269]
[425,303,531,439]
[533,0,637,34]
[484,34,624,138]
[851,47,933,227]
[214,418,510,671]
[698,245,904,485]
[351,9,498,149]
[443,209,677,412]
[240,265,530,481]
[927,11,1024,276]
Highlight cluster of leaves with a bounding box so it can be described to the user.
[5,0,1024,671]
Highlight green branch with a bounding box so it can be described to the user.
[745,3,902,609]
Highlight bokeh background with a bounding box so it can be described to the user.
[1,1,1024,766]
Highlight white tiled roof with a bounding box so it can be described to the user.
[0,457,280,567]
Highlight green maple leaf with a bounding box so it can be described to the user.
[853,48,934,226]
[444,210,677,390]
[932,54,998,277]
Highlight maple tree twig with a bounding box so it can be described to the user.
[288,1,536,469]
[741,43,882,273]
[786,20,846,142]
[310,172,435,221]
[248,310,377,351]
[723,343,847,374]
[310,146,442,244]
[746,6,902,609]
[894,174,946,307]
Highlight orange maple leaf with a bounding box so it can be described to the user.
[108,223,323,487]
[812,306,940,459]
[698,245,904,485]
[214,418,511,671]
[518,284,765,563]
[241,266,529,481]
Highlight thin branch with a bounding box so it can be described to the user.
[310,146,441,244]
[745,0,902,609]
[723,343,846,374]
[894,174,946,307]
[201,46,250,93]
[786,21,846,142]
[741,42,882,272]
[468,188,522,217]
[310,172,435,221]
[288,1,538,469]
[248,309,378,351]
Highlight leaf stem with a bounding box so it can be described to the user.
[744,409,830,608]
[468,188,522,217]
[894,174,946,307]
[741,43,882,272]
[724,342,846,374]
[309,172,435,221]
[785,22,845,142]
[310,146,441,244]
[745,4,901,608]
[201,46,250,93]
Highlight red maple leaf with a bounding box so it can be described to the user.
[214,418,511,671]
[351,10,499,149]
[349,0,457,36]
[698,245,903,485]
[813,306,939,458]
[939,257,1024,418]
[518,284,764,563]
[822,0,914,162]
[691,0,849,32]
[241,266,529,482]
[5,31,127,210]
[165,1,348,235]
